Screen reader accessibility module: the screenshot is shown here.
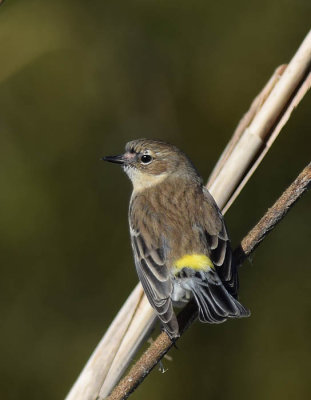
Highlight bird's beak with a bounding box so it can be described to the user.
[101,154,125,165]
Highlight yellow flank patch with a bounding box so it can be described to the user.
[174,254,214,271]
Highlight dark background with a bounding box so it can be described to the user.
[0,1,310,399]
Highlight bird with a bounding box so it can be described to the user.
[103,138,250,339]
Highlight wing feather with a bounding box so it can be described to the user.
[202,188,239,298]
[129,198,179,338]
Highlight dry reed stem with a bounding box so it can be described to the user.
[208,30,311,210]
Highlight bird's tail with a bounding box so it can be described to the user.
[182,268,250,323]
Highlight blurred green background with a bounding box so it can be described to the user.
[0,1,310,399]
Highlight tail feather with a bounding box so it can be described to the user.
[208,282,240,315]
[203,286,228,318]
[192,288,225,323]
[182,268,250,323]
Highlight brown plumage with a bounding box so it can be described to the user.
[104,139,250,338]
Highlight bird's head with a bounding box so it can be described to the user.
[103,138,202,191]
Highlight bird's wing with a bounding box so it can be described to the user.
[201,187,238,297]
[129,201,179,338]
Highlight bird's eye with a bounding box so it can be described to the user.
[140,154,152,164]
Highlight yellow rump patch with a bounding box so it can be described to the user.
[174,254,214,271]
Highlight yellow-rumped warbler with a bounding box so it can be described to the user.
[103,139,250,338]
